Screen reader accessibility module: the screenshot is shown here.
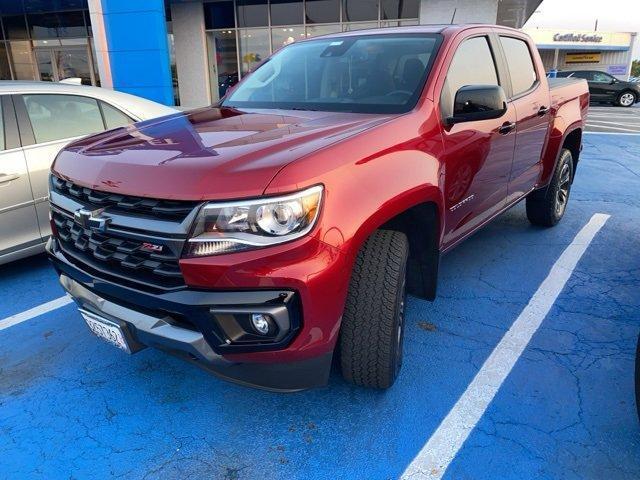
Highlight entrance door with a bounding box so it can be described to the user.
[35,46,95,85]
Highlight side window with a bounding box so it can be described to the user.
[499,36,538,96]
[100,101,134,130]
[23,94,105,144]
[570,71,589,80]
[440,36,499,119]
[592,72,612,83]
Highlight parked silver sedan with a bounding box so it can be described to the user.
[0,81,178,265]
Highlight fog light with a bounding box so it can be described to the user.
[251,313,271,335]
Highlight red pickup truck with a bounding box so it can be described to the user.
[47,25,589,391]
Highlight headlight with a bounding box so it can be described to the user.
[185,185,323,257]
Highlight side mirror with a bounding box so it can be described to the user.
[610,79,617,84]
[446,85,507,125]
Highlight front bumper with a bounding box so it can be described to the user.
[47,238,333,392]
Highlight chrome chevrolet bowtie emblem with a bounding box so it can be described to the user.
[74,208,112,233]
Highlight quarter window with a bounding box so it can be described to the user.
[440,36,499,119]
[23,94,105,144]
[100,101,134,130]
[499,36,537,96]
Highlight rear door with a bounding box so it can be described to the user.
[439,34,516,248]
[0,95,41,257]
[496,34,551,201]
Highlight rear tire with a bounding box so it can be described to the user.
[340,230,409,389]
[526,148,574,227]
[617,91,637,107]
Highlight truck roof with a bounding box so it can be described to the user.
[298,24,523,40]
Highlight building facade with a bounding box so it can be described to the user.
[525,28,637,79]
[0,0,542,107]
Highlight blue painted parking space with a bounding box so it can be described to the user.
[1,134,639,479]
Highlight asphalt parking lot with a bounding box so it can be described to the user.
[586,103,640,133]
[1,133,639,480]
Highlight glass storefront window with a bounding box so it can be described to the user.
[343,22,379,31]
[236,0,269,28]
[27,11,87,38]
[270,0,303,26]
[3,15,29,39]
[343,0,378,22]
[381,0,418,20]
[272,26,305,51]
[22,1,88,13]
[0,43,11,79]
[306,24,341,38]
[238,28,270,74]
[207,30,239,100]
[204,1,235,29]
[35,49,54,81]
[205,0,420,100]
[8,41,36,79]
[305,0,340,24]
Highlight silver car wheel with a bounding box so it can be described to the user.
[619,92,636,107]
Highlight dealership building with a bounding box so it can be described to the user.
[0,0,543,107]
[525,28,637,79]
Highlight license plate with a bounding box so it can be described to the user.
[80,309,131,353]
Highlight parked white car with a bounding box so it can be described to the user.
[0,81,178,265]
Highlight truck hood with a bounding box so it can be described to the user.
[52,107,392,200]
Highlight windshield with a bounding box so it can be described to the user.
[222,33,442,114]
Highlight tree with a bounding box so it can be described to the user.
[632,60,640,78]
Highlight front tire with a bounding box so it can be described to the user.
[617,91,637,107]
[526,148,574,227]
[340,230,409,389]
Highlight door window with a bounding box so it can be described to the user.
[440,36,499,118]
[100,101,133,130]
[23,94,105,144]
[592,72,613,83]
[499,36,537,96]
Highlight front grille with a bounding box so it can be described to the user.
[52,209,185,289]
[51,176,199,221]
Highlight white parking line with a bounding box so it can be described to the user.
[0,296,73,331]
[584,131,640,136]
[585,125,640,133]
[401,213,610,480]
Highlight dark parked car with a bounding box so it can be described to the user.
[556,70,640,107]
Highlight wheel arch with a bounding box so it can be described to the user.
[379,201,440,300]
[562,128,582,178]
[345,188,443,301]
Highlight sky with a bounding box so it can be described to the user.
[523,0,640,60]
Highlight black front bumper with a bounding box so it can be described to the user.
[47,238,332,392]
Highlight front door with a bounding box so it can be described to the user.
[35,45,95,85]
[587,71,619,102]
[439,35,515,248]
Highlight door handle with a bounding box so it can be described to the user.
[537,106,550,116]
[498,122,516,135]
[0,173,20,184]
